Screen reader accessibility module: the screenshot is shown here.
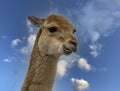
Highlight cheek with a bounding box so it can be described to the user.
[49,40,64,54]
[38,35,64,55]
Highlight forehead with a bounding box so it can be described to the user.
[44,15,75,30]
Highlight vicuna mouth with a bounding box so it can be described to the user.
[63,45,72,55]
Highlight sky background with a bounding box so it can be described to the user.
[0,0,120,91]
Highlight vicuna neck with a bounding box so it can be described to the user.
[21,43,59,91]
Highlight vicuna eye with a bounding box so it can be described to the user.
[73,29,76,34]
[48,27,57,33]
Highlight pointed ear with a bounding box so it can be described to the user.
[28,16,45,27]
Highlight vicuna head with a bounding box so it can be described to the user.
[28,14,77,57]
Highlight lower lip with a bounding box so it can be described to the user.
[64,49,72,55]
[63,45,72,55]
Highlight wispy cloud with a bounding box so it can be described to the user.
[66,0,120,57]
[78,58,91,71]
[2,56,16,63]
[20,34,36,55]
[11,38,21,47]
[26,20,34,33]
[71,78,89,91]
[89,43,102,57]
[20,20,36,55]
[3,58,12,62]
[98,67,107,72]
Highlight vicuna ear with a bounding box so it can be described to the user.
[28,16,45,27]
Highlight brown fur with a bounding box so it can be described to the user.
[21,14,77,91]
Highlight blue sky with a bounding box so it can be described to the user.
[0,0,120,91]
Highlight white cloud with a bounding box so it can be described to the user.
[11,38,21,47]
[57,53,79,78]
[89,43,102,57]
[3,59,12,62]
[27,20,34,33]
[78,58,91,71]
[57,59,75,78]
[57,60,68,77]
[20,34,36,55]
[71,78,89,91]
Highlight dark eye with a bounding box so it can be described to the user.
[48,27,57,33]
[73,29,76,34]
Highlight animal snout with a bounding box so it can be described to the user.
[68,38,77,51]
[69,39,77,47]
[63,39,77,55]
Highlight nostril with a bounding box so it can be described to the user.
[69,40,77,46]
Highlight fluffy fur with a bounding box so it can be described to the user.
[21,14,77,91]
